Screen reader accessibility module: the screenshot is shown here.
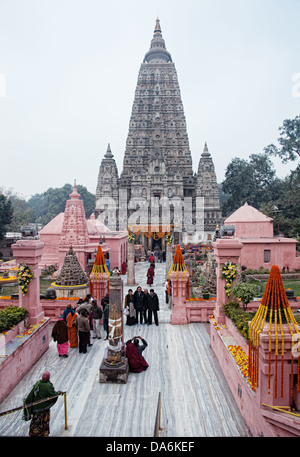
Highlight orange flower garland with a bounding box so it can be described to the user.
[89,245,110,302]
[168,245,190,298]
[248,265,300,397]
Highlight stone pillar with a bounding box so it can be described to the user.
[100,272,129,383]
[12,240,45,325]
[165,241,173,280]
[212,238,243,324]
[126,241,135,286]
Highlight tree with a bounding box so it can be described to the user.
[264,115,300,163]
[7,195,36,232]
[27,184,95,226]
[0,194,13,241]
[221,153,276,216]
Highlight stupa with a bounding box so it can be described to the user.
[52,246,89,298]
[169,245,190,325]
[89,244,110,304]
[248,265,300,406]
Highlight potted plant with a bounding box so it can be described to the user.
[202,288,210,300]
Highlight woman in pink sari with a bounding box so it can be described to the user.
[51,316,69,358]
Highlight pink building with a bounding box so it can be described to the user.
[39,182,128,272]
[224,203,300,271]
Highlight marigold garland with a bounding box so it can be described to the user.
[168,245,190,298]
[127,232,135,243]
[165,233,173,244]
[89,244,110,303]
[221,261,237,298]
[17,264,34,295]
[248,265,300,397]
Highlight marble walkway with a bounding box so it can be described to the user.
[0,262,247,437]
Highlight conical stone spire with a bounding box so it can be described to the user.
[55,246,88,286]
[143,18,172,63]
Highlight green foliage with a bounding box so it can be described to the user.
[232,282,261,310]
[0,306,29,334]
[0,194,13,241]
[27,183,95,226]
[264,115,300,163]
[223,301,255,341]
[221,154,276,216]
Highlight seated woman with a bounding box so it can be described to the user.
[125,336,149,373]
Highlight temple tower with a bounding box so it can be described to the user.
[95,144,119,229]
[95,19,222,245]
[196,142,222,241]
[58,180,89,270]
[120,19,194,203]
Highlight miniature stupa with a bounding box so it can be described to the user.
[89,244,110,303]
[52,246,89,298]
[248,265,300,397]
[168,244,190,297]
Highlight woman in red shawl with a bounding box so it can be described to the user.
[51,316,69,357]
[126,336,149,373]
[146,264,155,286]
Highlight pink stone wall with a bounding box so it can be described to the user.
[0,319,50,404]
[186,300,215,323]
[233,220,274,238]
[240,239,299,271]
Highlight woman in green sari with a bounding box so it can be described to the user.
[23,371,62,437]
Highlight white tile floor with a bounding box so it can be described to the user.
[0,262,247,437]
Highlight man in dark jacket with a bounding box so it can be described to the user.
[23,371,62,437]
[133,286,145,325]
[147,289,159,326]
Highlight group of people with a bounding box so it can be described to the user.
[51,294,110,357]
[25,289,153,437]
[124,286,160,326]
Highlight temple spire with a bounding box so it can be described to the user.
[202,142,211,157]
[104,143,113,158]
[69,179,80,199]
[154,18,162,34]
[143,18,172,63]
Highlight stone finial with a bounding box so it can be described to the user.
[154,18,162,34]
[201,142,211,157]
[104,143,113,158]
[69,180,80,199]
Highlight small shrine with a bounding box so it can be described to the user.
[169,245,190,325]
[89,244,110,304]
[248,265,300,406]
[52,246,89,298]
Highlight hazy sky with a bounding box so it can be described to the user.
[0,0,299,200]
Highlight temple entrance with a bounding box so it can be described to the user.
[128,224,174,253]
[152,238,162,251]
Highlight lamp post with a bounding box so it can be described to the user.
[273,205,282,236]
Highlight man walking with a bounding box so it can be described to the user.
[147,289,159,326]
